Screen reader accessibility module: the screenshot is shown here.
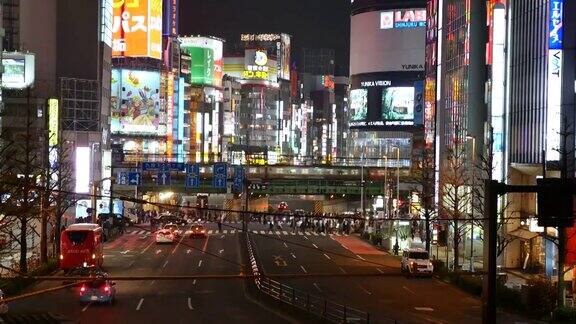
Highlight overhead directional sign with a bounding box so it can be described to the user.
[157,171,171,186]
[142,162,160,171]
[118,172,128,185]
[186,175,200,189]
[128,172,141,186]
[159,163,170,171]
[213,162,227,189]
[233,166,245,192]
[186,163,200,176]
[169,162,185,171]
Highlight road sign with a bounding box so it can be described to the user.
[186,163,200,176]
[159,163,170,171]
[169,162,185,171]
[128,172,141,186]
[157,171,171,186]
[118,172,128,185]
[213,163,227,189]
[185,175,200,188]
[233,166,244,192]
[141,162,159,171]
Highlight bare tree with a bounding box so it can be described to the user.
[411,146,437,252]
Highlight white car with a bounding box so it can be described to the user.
[163,223,182,237]
[155,229,175,243]
[401,248,434,277]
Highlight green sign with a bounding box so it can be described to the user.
[186,47,214,86]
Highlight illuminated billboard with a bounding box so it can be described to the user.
[350,89,368,121]
[162,0,178,36]
[180,37,224,87]
[1,52,35,89]
[349,72,423,129]
[112,0,162,59]
[350,9,425,75]
[279,34,291,80]
[75,147,91,194]
[381,10,426,29]
[240,33,291,81]
[48,99,59,146]
[110,69,166,135]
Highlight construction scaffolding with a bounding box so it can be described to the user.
[60,78,100,132]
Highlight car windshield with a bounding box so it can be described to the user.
[66,231,89,245]
[409,252,429,260]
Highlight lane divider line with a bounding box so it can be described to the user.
[162,260,168,269]
[300,265,307,273]
[187,297,194,310]
[136,298,144,311]
[198,260,203,267]
[313,283,322,293]
[323,253,331,260]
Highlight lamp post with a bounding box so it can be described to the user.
[466,135,476,272]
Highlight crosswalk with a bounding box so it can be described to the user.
[125,228,350,237]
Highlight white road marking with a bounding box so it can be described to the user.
[356,255,366,261]
[305,232,311,235]
[192,279,197,285]
[162,260,168,268]
[136,298,144,311]
[187,297,194,310]
[208,230,213,234]
[81,302,91,312]
[220,235,225,238]
[120,250,130,254]
[414,307,434,312]
[149,280,155,286]
[323,253,331,260]
[403,286,417,295]
[312,232,318,236]
[291,253,296,259]
[231,230,236,234]
[313,283,322,293]
[127,260,135,268]
[275,231,281,235]
[282,231,288,235]
[198,260,203,267]
[303,236,309,240]
[312,243,319,249]
[252,230,258,234]
[186,249,192,254]
[338,267,346,274]
[260,230,265,234]
[155,249,162,255]
[376,268,384,274]
[283,242,288,248]
[360,286,372,295]
[219,249,224,254]
[300,265,307,273]
[223,230,228,234]
[140,241,154,255]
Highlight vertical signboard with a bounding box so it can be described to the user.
[75,147,91,193]
[112,0,162,59]
[185,163,200,189]
[546,0,563,161]
[179,37,224,87]
[233,166,245,192]
[166,72,174,157]
[162,0,178,36]
[48,99,59,146]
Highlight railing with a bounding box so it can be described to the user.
[245,233,373,324]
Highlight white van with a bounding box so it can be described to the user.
[401,248,433,277]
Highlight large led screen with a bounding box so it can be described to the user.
[381,87,415,122]
[350,89,368,121]
[111,70,166,135]
[112,0,162,59]
[180,37,224,87]
[350,9,425,75]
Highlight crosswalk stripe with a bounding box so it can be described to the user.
[305,232,311,235]
[223,230,228,234]
[260,231,265,234]
[231,230,236,234]
[208,230,213,234]
[275,231,281,235]
[282,231,288,235]
[252,230,258,234]
[312,232,318,236]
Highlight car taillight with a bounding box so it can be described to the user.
[104,285,110,292]
[80,286,86,293]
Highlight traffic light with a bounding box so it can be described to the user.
[537,178,575,228]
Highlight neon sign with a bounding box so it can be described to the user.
[549,0,563,50]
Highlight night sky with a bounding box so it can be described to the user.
[179,0,351,75]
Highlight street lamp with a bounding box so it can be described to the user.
[466,135,476,272]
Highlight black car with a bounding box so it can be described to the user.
[156,215,186,226]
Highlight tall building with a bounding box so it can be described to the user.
[299,48,335,76]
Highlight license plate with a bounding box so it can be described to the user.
[90,296,98,301]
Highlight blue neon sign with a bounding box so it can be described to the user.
[549,0,563,50]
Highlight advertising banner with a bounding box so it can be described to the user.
[381,87,415,124]
[279,34,291,81]
[350,89,368,122]
[162,0,178,36]
[111,69,166,135]
[48,99,59,146]
[180,37,224,87]
[112,0,162,59]
[1,52,35,89]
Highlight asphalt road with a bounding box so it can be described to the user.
[247,222,533,324]
[8,222,299,324]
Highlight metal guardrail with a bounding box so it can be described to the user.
[245,233,372,324]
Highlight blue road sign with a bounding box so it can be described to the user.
[142,162,159,171]
[128,172,141,186]
[213,162,227,189]
[186,163,200,176]
[157,171,171,186]
[118,172,128,185]
[233,166,244,192]
[157,163,169,171]
[185,175,200,189]
[169,162,185,171]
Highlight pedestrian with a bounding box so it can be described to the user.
[217,219,222,233]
